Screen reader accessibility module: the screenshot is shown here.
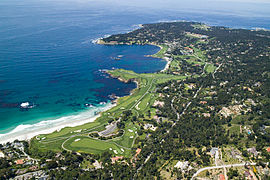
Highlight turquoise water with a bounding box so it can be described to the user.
[0,0,269,136]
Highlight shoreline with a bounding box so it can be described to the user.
[161,58,171,72]
[97,40,170,72]
[0,37,167,145]
[105,70,139,97]
[144,43,171,72]
[0,103,116,144]
[147,43,171,72]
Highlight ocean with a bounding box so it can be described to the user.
[0,0,269,142]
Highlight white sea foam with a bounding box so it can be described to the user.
[0,102,116,144]
[91,34,111,44]
[91,38,100,44]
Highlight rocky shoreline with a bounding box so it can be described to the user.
[105,70,139,96]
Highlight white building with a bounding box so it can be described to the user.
[174,161,189,170]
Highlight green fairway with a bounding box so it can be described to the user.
[31,46,215,156]
[64,136,129,155]
[30,43,213,158]
[191,24,210,31]
[29,43,210,158]
[30,68,185,157]
[171,46,217,75]
[151,44,169,58]
[110,122,138,148]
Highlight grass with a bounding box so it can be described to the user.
[65,136,129,156]
[170,60,180,69]
[151,44,169,58]
[30,42,217,157]
[171,46,217,75]
[191,24,210,31]
[110,122,138,148]
[31,68,185,157]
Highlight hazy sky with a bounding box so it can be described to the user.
[34,0,270,18]
[94,0,270,17]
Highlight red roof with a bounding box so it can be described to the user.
[111,156,123,163]
[16,159,24,165]
[219,174,225,180]
[200,101,207,104]
[267,147,270,152]
[136,148,142,156]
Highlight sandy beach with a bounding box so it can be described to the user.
[0,39,167,145]
[161,57,171,72]
[146,43,171,72]
[0,103,116,144]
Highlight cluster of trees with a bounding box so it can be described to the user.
[2,21,268,179]
[0,158,14,179]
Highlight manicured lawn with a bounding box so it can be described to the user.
[111,122,138,148]
[65,136,128,155]
[30,37,220,159]
[152,44,169,58]
[191,24,210,31]
[31,68,186,157]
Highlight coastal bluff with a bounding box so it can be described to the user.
[97,39,122,45]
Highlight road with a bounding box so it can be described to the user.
[171,86,202,127]
[20,146,39,164]
[191,163,256,180]
[136,83,203,176]
[135,152,153,177]
[61,77,155,152]
[138,54,217,174]
[171,97,180,120]
[212,63,222,79]
[129,77,154,110]
[135,49,222,177]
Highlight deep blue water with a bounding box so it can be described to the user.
[0,0,269,135]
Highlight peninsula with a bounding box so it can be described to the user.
[1,21,270,179]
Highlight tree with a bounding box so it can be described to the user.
[46,161,58,169]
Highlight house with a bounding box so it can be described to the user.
[230,148,243,160]
[219,174,225,180]
[174,161,189,170]
[247,147,258,157]
[254,82,262,87]
[153,100,164,107]
[93,160,102,169]
[16,169,27,175]
[0,151,5,158]
[29,166,38,171]
[210,148,219,158]
[244,171,252,179]
[111,156,123,164]
[184,47,194,54]
[208,106,215,111]
[135,148,141,157]
[144,124,157,131]
[200,101,207,105]
[202,113,211,117]
[24,161,34,166]
[16,159,25,165]
[159,93,164,97]
[266,147,270,153]
[187,83,196,89]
